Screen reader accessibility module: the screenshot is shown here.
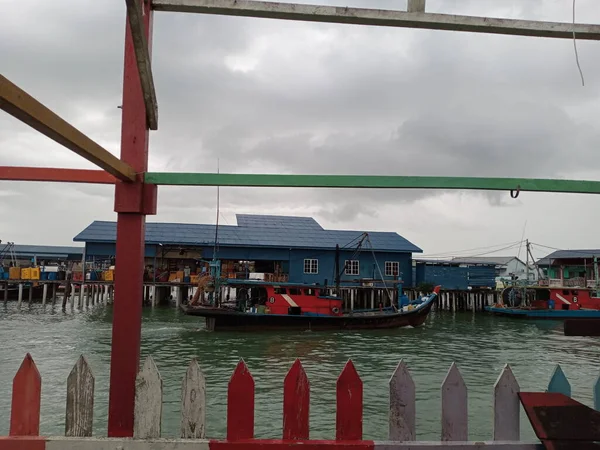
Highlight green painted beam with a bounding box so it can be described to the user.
[144,172,600,194]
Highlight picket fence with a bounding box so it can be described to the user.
[2,354,598,450]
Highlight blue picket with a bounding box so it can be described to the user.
[547,365,571,397]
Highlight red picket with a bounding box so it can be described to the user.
[227,359,255,441]
[283,359,310,440]
[336,359,363,441]
[9,354,41,436]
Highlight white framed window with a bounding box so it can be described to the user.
[345,260,359,276]
[304,259,318,274]
[385,261,399,277]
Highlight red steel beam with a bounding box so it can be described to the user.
[0,167,115,184]
[107,0,154,438]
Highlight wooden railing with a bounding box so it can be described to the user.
[4,354,598,450]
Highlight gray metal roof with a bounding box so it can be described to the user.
[537,249,600,263]
[73,216,422,253]
[6,244,84,258]
[236,214,323,230]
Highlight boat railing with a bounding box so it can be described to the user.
[4,354,596,450]
[539,278,589,288]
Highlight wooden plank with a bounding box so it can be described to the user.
[151,0,600,41]
[441,363,467,441]
[42,438,543,450]
[125,0,158,130]
[389,359,416,441]
[407,0,425,13]
[547,365,571,397]
[0,167,115,184]
[144,172,600,195]
[65,355,95,437]
[133,356,163,439]
[336,359,363,440]
[0,75,136,182]
[180,358,206,439]
[9,353,41,436]
[493,364,520,441]
[227,359,254,440]
[283,359,310,440]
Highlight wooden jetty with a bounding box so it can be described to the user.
[1,352,597,447]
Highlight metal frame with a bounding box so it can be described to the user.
[1,0,599,438]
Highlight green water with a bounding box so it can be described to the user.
[0,303,597,441]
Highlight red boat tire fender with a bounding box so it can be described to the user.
[332,307,340,314]
[269,297,275,304]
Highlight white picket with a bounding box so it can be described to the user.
[389,360,416,441]
[181,358,206,438]
[441,363,467,441]
[65,355,95,437]
[493,364,520,441]
[134,356,163,439]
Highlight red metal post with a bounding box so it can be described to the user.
[107,0,154,437]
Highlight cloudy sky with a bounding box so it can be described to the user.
[1,0,600,261]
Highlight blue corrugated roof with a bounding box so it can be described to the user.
[236,214,323,230]
[73,218,422,253]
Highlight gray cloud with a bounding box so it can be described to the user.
[2,0,600,252]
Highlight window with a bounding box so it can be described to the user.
[304,259,318,274]
[274,288,287,294]
[289,288,301,295]
[304,289,315,296]
[385,261,399,277]
[345,260,359,276]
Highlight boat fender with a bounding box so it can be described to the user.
[573,297,578,303]
[269,297,275,304]
[332,307,340,314]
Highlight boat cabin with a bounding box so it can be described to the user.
[501,286,600,310]
[230,282,343,316]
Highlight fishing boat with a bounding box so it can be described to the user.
[484,285,600,319]
[181,280,440,331]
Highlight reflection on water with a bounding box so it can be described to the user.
[0,303,597,440]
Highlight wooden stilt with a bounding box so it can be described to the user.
[18,283,24,308]
[52,283,57,305]
[42,283,48,306]
[3,282,8,304]
[28,284,33,305]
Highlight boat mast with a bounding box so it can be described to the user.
[594,255,599,297]
[524,239,530,305]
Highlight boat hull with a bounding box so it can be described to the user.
[485,306,600,320]
[183,296,436,331]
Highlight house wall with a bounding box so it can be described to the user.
[415,264,496,290]
[84,243,414,286]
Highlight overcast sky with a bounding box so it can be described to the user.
[2,0,600,261]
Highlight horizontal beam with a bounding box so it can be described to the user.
[0,167,115,184]
[0,75,136,182]
[125,0,158,130]
[151,0,600,41]
[144,172,600,195]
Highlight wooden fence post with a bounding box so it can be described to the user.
[441,362,467,441]
[336,359,362,441]
[389,360,416,441]
[547,364,571,397]
[227,360,254,441]
[133,356,163,439]
[10,353,41,436]
[493,364,520,441]
[65,355,95,437]
[283,359,310,440]
[180,358,206,439]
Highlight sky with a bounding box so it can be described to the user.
[1,0,600,262]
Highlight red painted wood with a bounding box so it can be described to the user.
[227,360,255,440]
[0,167,115,184]
[107,0,153,437]
[9,354,41,436]
[283,359,310,440]
[336,360,363,441]
[210,439,375,450]
[0,437,46,450]
[519,392,578,440]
